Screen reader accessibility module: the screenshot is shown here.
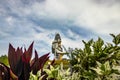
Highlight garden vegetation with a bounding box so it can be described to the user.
[0,34,120,80]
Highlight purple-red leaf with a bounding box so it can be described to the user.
[0,62,10,80]
[8,44,18,74]
[40,56,49,70]
[35,50,38,61]
[23,63,31,80]
[8,43,23,78]
[30,50,38,70]
[31,53,50,75]
[38,53,50,69]
[16,47,23,63]
[22,42,34,63]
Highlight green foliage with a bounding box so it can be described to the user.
[0,55,9,66]
[91,61,119,79]
[66,34,120,80]
[44,65,59,79]
[29,71,44,80]
[44,63,73,80]
[110,34,120,46]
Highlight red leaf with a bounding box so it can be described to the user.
[35,50,38,61]
[8,44,17,73]
[16,47,23,63]
[30,50,38,70]
[31,53,50,75]
[22,42,34,63]
[0,62,10,80]
[38,53,50,69]
[39,56,49,70]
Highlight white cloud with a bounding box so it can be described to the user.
[5,16,15,26]
[2,0,120,35]
[74,1,120,34]
[59,0,120,34]
[62,38,83,49]
[22,0,69,20]
[26,0,120,34]
[44,0,68,19]
[5,0,119,35]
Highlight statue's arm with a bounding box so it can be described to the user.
[55,48,65,54]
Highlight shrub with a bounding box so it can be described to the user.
[66,34,120,80]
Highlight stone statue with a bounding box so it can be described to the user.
[52,33,65,60]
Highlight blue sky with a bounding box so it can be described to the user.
[0,0,120,59]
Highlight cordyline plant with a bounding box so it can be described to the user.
[0,42,50,80]
[0,62,18,80]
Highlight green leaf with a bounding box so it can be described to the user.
[104,61,111,71]
[110,33,120,45]
[91,67,102,75]
[96,61,102,67]
[44,69,51,75]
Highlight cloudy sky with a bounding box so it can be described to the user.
[0,0,120,58]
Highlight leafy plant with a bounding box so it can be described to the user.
[91,61,119,79]
[44,63,71,80]
[67,34,120,79]
[0,42,50,80]
[30,50,49,75]
[8,42,34,80]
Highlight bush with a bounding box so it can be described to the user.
[66,34,120,80]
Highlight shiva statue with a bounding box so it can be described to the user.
[52,33,65,60]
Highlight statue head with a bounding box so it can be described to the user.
[54,33,61,42]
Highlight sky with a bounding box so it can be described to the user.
[0,0,120,59]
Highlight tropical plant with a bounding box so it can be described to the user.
[91,61,119,79]
[8,42,34,80]
[44,63,71,80]
[66,34,120,80]
[0,42,50,80]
